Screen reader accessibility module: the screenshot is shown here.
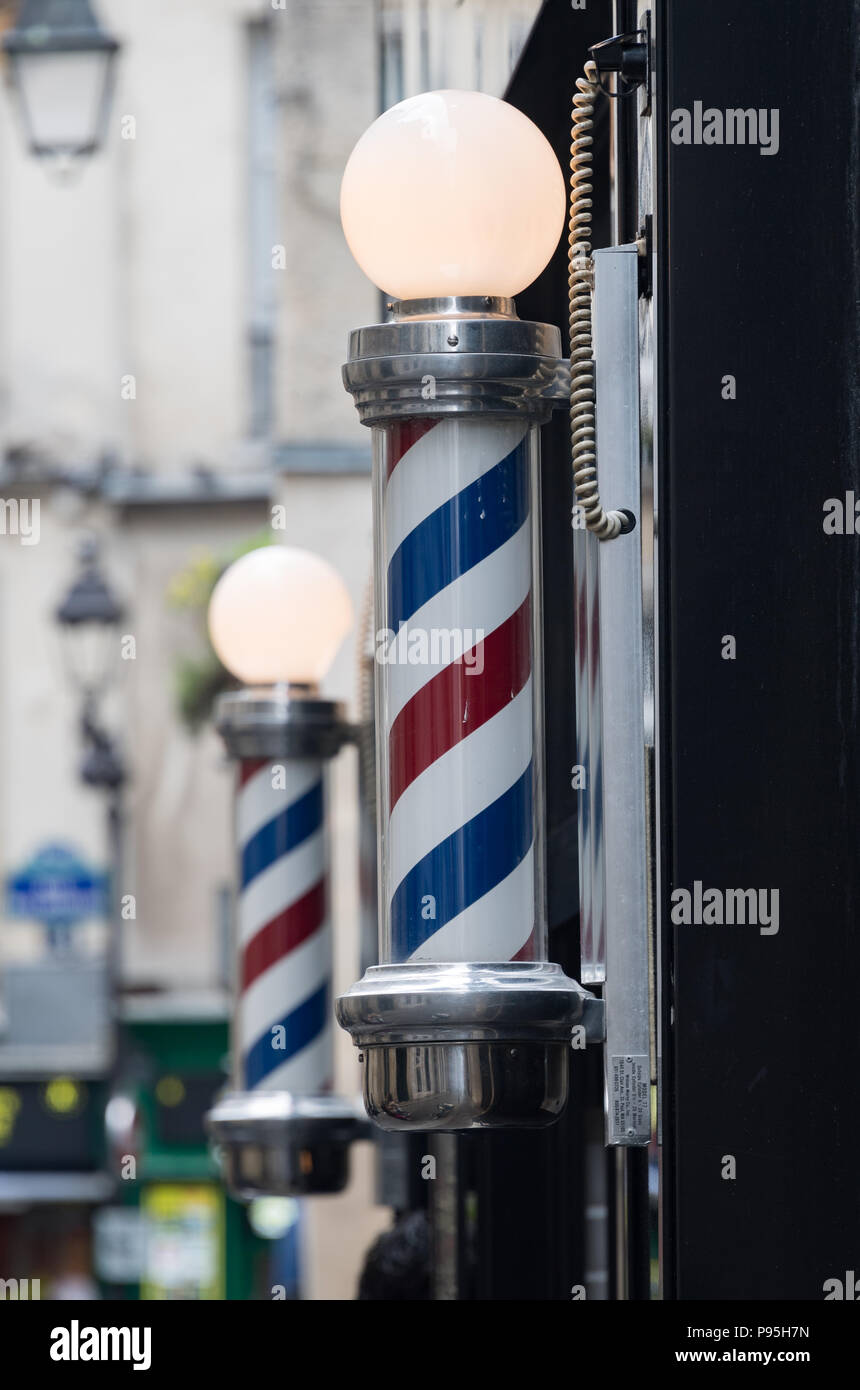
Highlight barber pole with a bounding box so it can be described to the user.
[379,417,538,965]
[236,756,331,1095]
[338,295,601,1131]
[205,646,365,1194]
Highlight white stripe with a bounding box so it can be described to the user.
[409,847,535,962]
[388,679,533,896]
[250,1027,333,1096]
[385,417,529,560]
[240,924,331,1051]
[384,520,531,728]
[239,829,325,945]
[237,759,322,846]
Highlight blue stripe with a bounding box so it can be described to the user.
[241,781,323,888]
[390,764,533,961]
[243,981,329,1089]
[387,442,529,630]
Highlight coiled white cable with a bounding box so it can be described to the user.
[569,59,626,541]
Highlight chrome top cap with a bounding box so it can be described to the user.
[385,295,517,321]
[343,299,568,427]
[215,685,351,761]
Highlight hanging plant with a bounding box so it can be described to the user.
[166,531,272,731]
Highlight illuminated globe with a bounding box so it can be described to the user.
[340,89,566,300]
[208,546,353,687]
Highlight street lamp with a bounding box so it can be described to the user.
[2,0,120,160]
[55,537,125,1026]
[205,545,368,1199]
[54,536,125,856]
[55,535,124,703]
[336,90,602,1130]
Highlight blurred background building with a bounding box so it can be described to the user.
[0,0,539,1300]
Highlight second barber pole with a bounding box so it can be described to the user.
[205,545,366,1197]
[235,752,330,1095]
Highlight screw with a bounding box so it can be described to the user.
[447,334,459,347]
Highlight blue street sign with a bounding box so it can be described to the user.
[5,844,108,926]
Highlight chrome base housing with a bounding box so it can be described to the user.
[206,1091,369,1199]
[336,962,603,1131]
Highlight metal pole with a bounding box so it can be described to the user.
[106,786,123,1060]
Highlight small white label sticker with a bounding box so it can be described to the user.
[609,1054,650,1142]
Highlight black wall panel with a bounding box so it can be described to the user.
[657,0,860,1299]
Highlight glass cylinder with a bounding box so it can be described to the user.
[233,754,333,1095]
[574,529,606,983]
[371,416,547,965]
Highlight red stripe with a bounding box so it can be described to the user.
[386,420,436,479]
[238,758,268,789]
[241,879,326,990]
[511,934,536,962]
[389,596,532,811]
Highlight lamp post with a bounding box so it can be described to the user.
[55,536,124,978]
[2,0,120,161]
[56,534,123,689]
[55,535,125,796]
[205,545,368,1199]
[336,89,602,1131]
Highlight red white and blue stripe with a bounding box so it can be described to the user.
[236,757,332,1093]
[381,417,538,964]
